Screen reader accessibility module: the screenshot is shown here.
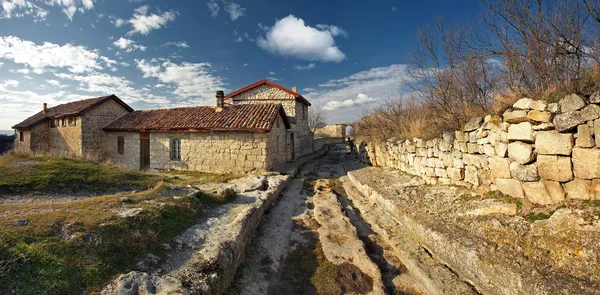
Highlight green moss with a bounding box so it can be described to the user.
[484,190,523,210]
[545,91,566,103]
[590,200,600,207]
[525,205,567,223]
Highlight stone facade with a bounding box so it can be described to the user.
[103,132,140,169]
[83,99,130,157]
[229,83,314,158]
[360,94,600,204]
[314,124,346,138]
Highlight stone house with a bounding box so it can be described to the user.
[225,79,314,159]
[12,95,133,158]
[12,80,313,173]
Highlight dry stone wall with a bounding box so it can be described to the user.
[363,93,600,204]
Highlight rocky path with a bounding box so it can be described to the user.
[228,144,422,295]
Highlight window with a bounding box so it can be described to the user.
[19,131,23,142]
[117,136,125,155]
[68,117,76,127]
[170,138,181,161]
[61,119,66,127]
[50,120,56,128]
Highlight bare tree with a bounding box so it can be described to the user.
[308,108,327,132]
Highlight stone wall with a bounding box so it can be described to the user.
[82,99,130,158]
[230,84,297,117]
[148,132,270,174]
[48,116,83,157]
[315,124,346,138]
[103,132,141,170]
[362,94,600,204]
[265,115,291,168]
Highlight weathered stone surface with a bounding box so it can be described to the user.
[508,122,534,142]
[572,148,600,179]
[535,131,573,155]
[532,122,553,131]
[12,219,29,226]
[469,131,477,143]
[542,180,566,203]
[503,110,529,123]
[563,179,592,200]
[489,157,511,179]
[595,119,600,147]
[495,178,525,199]
[522,182,553,205]
[464,165,479,186]
[447,167,464,180]
[536,155,573,182]
[553,111,583,132]
[513,98,535,109]
[464,117,483,132]
[547,103,560,113]
[495,142,508,158]
[510,162,540,182]
[463,154,485,168]
[559,94,586,113]
[467,143,479,154]
[500,122,510,132]
[483,144,495,157]
[579,104,600,122]
[529,100,547,111]
[591,180,600,200]
[590,91,600,104]
[508,142,534,164]
[575,124,595,148]
[526,110,551,123]
[455,131,468,142]
[102,272,187,295]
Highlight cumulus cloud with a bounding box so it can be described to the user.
[224,2,245,21]
[46,79,68,88]
[0,36,117,73]
[135,59,225,102]
[0,0,48,21]
[206,0,219,17]
[322,93,376,111]
[257,15,346,62]
[126,5,177,36]
[295,63,315,70]
[163,41,189,48]
[112,37,147,52]
[0,80,19,88]
[47,0,96,20]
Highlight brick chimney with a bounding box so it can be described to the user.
[43,103,47,114]
[215,90,225,112]
[292,86,297,93]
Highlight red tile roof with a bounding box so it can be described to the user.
[12,95,133,130]
[103,104,290,133]
[225,79,312,106]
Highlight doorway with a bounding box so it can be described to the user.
[290,133,295,160]
[140,132,150,170]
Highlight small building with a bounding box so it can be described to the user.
[12,95,133,158]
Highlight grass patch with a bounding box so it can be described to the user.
[0,155,160,195]
[162,170,239,186]
[590,200,600,207]
[484,190,523,211]
[525,205,567,223]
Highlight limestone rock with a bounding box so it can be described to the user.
[547,103,560,113]
[495,178,525,199]
[591,180,600,200]
[553,111,583,132]
[590,91,600,104]
[522,182,553,205]
[503,110,529,123]
[500,122,510,132]
[455,131,468,142]
[580,104,600,122]
[526,110,551,123]
[489,157,511,179]
[559,94,586,113]
[529,100,547,111]
[513,97,535,109]
[510,162,540,182]
[535,131,573,155]
[101,271,187,295]
[447,167,464,180]
[575,124,595,148]
[563,179,592,200]
[469,131,477,143]
[508,142,534,164]
[595,119,600,147]
[532,123,553,131]
[495,142,508,158]
[464,165,479,186]
[542,180,566,203]
[536,155,573,182]
[483,144,495,157]
[464,117,483,132]
[572,148,600,179]
[508,122,534,142]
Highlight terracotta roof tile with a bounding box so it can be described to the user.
[12,95,133,130]
[103,104,290,133]
[224,79,312,106]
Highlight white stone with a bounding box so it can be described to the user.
[508,122,534,142]
[508,142,534,164]
[535,131,573,155]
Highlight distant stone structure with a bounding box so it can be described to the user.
[314,124,346,138]
[12,79,320,173]
[360,93,600,203]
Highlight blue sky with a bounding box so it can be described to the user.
[0,0,484,130]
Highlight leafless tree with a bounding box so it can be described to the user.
[308,108,327,132]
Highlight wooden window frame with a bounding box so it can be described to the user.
[170,138,181,161]
[67,117,76,127]
[117,136,125,155]
[61,119,66,127]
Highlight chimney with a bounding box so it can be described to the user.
[292,86,297,93]
[215,90,225,112]
[43,103,48,114]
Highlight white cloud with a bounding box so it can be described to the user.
[163,41,189,48]
[295,63,315,70]
[15,68,30,74]
[268,76,281,81]
[206,0,219,17]
[316,24,348,38]
[242,63,248,67]
[268,71,276,75]
[126,5,177,36]
[0,62,3,67]
[257,15,346,63]
[0,0,48,21]
[0,80,19,88]
[114,18,126,27]
[323,93,376,111]
[46,79,68,88]
[0,36,114,73]
[112,37,147,52]
[224,2,245,21]
[47,0,96,20]
[135,59,225,101]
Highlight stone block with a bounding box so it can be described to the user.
[532,123,553,131]
[489,157,511,179]
[542,180,566,203]
[464,117,483,132]
[469,131,477,143]
[496,178,525,199]
[500,122,510,132]
[513,97,534,109]
[526,110,551,123]
[510,162,540,182]
[453,158,464,169]
[522,182,553,205]
[579,104,600,122]
[559,93,586,113]
[536,155,573,182]
[596,119,600,150]
[467,143,479,154]
[535,131,573,155]
[465,165,479,186]
[495,142,508,158]
[463,154,484,168]
[483,144,495,157]
[455,131,468,142]
[508,122,535,142]
[508,142,534,164]
[547,103,560,113]
[553,111,584,132]
[447,167,464,180]
[529,100,547,111]
[435,168,447,178]
[503,110,529,123]
[563,179,592,200]
[572,148,600,179]
[438,178,452,185]
[591,180,600,200]
[575,124,595,148]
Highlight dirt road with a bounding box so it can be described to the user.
[227,144,424,295]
